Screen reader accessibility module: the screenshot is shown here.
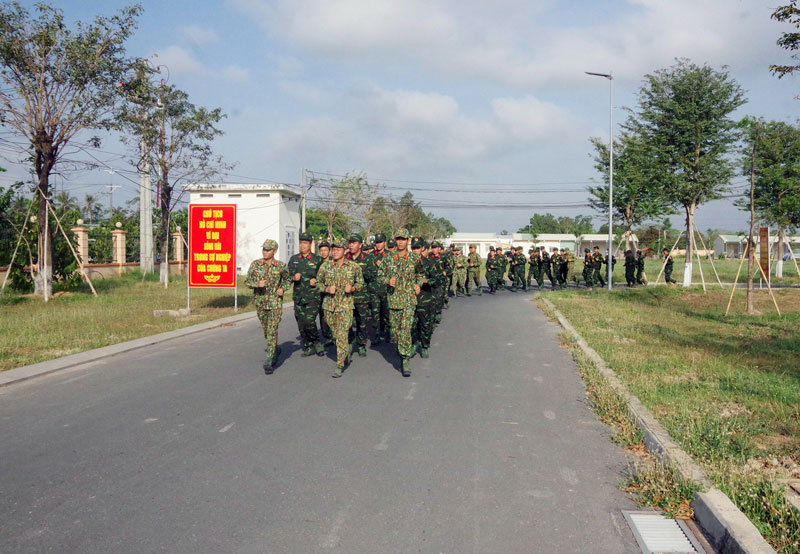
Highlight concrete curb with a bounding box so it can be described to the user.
[0,305,290,388]
[539,297,777,554]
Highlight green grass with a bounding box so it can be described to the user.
[0,271,289,371]
[543,286,800,553]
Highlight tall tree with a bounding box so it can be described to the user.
[770,2,800,79]
[627,59,746,285]
[737,118,800,279]
[588,131,673,251]
[519,213,594,236]
[118,75,229,285]
[0,2,141,297]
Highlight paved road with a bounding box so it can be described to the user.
[1,286,639,554]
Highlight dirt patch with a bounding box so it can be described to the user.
[719,402,752,419]
[661,373,698,384]
[752,433,799,452]
[744,455,800,479]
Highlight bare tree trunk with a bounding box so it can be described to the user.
[775,225,785,278]
[683,204,696,287]
[33,138,56,298]
[746,143,756,314]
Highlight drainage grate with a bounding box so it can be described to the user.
[622,511,708,554]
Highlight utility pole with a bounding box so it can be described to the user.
[300,167,307,233]
[105,183,120,216]
[139,139,154,273]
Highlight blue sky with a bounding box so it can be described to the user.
[2,0,799,234]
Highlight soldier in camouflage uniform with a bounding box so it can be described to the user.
[288,232,325,357]
[549,247,564,289]
[558,248,569,287]
[563,248,575,284]
[378,228,424,377]
[317,240,333,345]
[485,248,498,293]
[245,239,290,373]
[316,238,365,377]
[466,245,482,296]
[531,248,543,289]
[451,247,467,296]
[441,245,454,306]
[636,250,645,285]
[411,239,437,358]
[583,248,595,287]
[495,248,507,290]
[370,233,391,344]
[429,242,447,321]
[592,246,606,287]
[663,248,677,284]
[345,234,375,357]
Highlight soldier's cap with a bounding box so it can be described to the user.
[318,240,330,248]
[261,239,278,251]
[411,238,424,248]
[330,237,346,248]
[431,241,441,248]
[374,233,386,243]
[469,244,476,249]
[347,233,363,243]
[489,245,495,250]
[299,232,313,242]
[637,250,642,254]
[387,238,397,247]
[584,248,590,253]
[662,248,669,252]
[394,228,409,239]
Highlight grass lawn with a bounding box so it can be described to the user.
[542,286,800,552]
[0,271,288,372]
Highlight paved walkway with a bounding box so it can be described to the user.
[0,287,639,553]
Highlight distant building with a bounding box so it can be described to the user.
[713,233,800,259]
[579,233,637,255]
[442,232,577,255]
[183,183,301,273]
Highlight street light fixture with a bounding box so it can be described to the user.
[585,71,614,290]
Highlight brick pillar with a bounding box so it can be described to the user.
[70,226,89,264]
[111,229,128,270]
[172,231,185,275]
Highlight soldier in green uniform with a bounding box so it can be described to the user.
[451,247,467,296]
[345,234,375,357]
[516,246,528,291]
[429,241,448,321]
[245,239,290,373]
[582,248,594,288]
[317,238,364,377]
[387,238,397,252]
[378,228,424,377]
[440,244,453,307]
[624,250,637,286]
[531,248,544,288]
[540,246,553,288]
[563,247,575,284]
[370,233,390,344]
[317,239,333,345]
[411,239,437,358]
[485,248,498,293]
[466,245,482,296]
[496,248,508,290]
[287,232,325,357]
[636,250,645,285]
[592,246,606,287]
[558,248,569,287]
[663,248,677,283]
[550,247,564,289]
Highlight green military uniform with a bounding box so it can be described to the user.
[245,239,290,372]
[485,250,498,293]
[287,233,324,356]
[451,249,467,296]
[531,249,544,288]
[592,249,606,287]
[371,234,390,343]
[378,229,424,376]
[563,249,575,284]
[540,248,553,287]
[636,251,645,284]
[496,250,508,290]
[429,242,447,321]
[441,247,453,304]
[551,249,565,289]
[624,250,636,286]
[345,234,375,356]
[316,240,333,345]
[582,250,594,287]
[316,246,365,376]
[663,250,677,283]
[466,249,482,296]
[412,239,437,358]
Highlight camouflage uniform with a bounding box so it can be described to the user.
[592,250,606,286]
[379,246,424,363]
[370,246,391,342]
[511,250,526,291]
[316,258,365,369]
[583,251,595,287]
[441,248,454,302]
[485,252,498,293]
[245,246,290,368]
[551,250,564,288]
[287,249,323,354]
[428,245,447,321]
[495,251,507,290]
[412,244,438,355]
[636,252,645,284]
[452,252,467,296]
[663,251,676,283]
[345,246,375,353]
[466,250,482,295]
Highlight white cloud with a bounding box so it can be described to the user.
[232,0,783,89]
[179,25,220,46]
[491,96,581,140]
[154,45,209,76]
[222,65,251,84]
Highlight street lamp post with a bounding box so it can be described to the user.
[585,71,614,290]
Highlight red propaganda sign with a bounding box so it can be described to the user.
[189,204,236,287]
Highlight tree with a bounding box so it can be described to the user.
[0,2,142,297]
[627,59,746,285]
[519,213,594,236]
[118,75,229,285]
[588,131,673,251]
[770,2,800,79]
[737,118,800,279]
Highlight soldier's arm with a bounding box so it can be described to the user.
[278,265,291,292]
[243,261,261,288]
[352,264,365,292]
[414,258,425,286]
[316,264,328,293]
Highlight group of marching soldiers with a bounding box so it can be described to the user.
[246,233,677,378]
[245,230,479,379]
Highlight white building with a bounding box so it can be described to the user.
[183,183,301,273]
[444,232,500,257]
[442,232,578,255]
[578,233,637,255]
